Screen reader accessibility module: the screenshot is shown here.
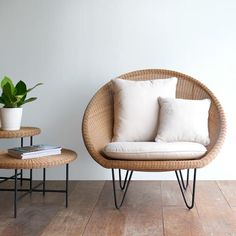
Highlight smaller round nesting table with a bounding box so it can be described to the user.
[0,127,77,218]
[0,126,41,139]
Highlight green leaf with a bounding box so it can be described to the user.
[1,76,15,94]
[16,94,26,107]
[15,80,27,96]
[1,93,15,108]
[0,97,4,104]
[2,83,17,104]
[27,83,43,93]
[21,97,37,105]
[15,94,25,100]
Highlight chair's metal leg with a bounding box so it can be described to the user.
[112,169,133,209]
[178,169,189,190]
[175,168,197,209]
[118,169,130,190]
[14,169,18,218]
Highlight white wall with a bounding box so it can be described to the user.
[0,0,235,180]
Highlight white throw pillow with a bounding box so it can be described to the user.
[112,78,177,141]
[155,97,211,145]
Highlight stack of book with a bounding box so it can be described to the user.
[8,145,62,159]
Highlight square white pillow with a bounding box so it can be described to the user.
[155,97,211,146]
[112,78,177,141]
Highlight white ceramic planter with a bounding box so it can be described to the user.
[0,108,23,131]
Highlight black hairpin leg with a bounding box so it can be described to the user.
[178,169,189,190]
[112,169,133,209]
[118,169,130,190]
[175,168,197,209]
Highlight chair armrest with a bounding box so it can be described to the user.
[82,84,113,167]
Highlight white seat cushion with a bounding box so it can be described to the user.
[103,142,207,160]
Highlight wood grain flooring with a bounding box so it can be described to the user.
[0,180,236,236]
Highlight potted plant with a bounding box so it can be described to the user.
[0,76,42,131]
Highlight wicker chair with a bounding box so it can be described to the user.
[82,69,226,209]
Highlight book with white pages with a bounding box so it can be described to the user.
[8,145,62,159]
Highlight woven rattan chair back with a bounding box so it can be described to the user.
[82,69,226,171]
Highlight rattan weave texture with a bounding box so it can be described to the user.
[0,127,41,139]
[0,149,77,169]
[82,69,226,171]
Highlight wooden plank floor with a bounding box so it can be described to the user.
[0,180,236,236]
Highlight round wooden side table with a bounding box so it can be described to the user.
[0,126,41,139]
[0,127,41,193]
[0,127,77,218]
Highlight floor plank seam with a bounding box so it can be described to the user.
[216,181,232,209]
[160,181,166,236]
[194,190,207,236]
[81,181,106,236]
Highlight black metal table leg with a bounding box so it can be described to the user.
[20,138,24,186]
[30,136,33,146]
[43,168,46,196]
[66,164,69,208]
[20,169,23,186]
[29,136,33,194]
[14,169,18,218]
[30,169,32,194]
